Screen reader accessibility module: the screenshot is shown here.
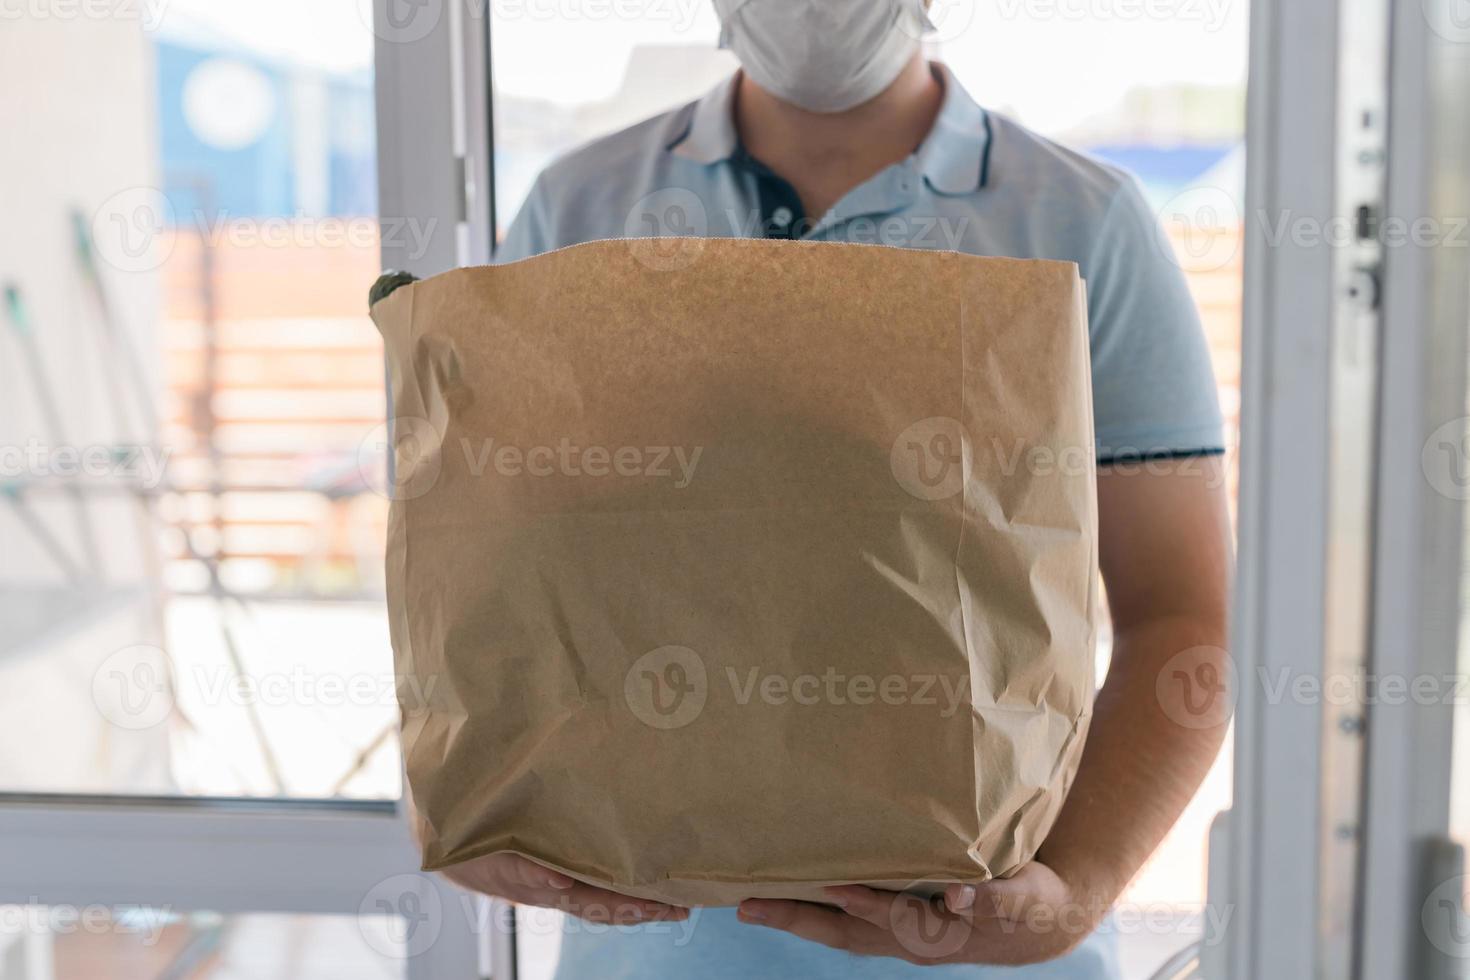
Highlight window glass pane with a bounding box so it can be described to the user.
[490,5,731,231]
[0,3,396,799]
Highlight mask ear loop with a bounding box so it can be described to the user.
[713,0,752,49]
[913,0,939,34]
[890,0,938,43]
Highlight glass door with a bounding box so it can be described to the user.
[0,1,482,976]
[1230,0,1470,977]
[0,0,400,804]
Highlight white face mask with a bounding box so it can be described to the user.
[713,0,932,114]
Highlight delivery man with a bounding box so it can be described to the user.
[439,0,1234,976]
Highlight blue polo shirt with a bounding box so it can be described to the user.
[496,63,1223,979]
[499,64,1226,465]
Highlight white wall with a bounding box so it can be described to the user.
[0,14,173,793]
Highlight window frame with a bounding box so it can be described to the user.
[1357,1,1470,977]
[1223,0,1470,978]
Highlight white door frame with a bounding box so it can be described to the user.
[1225,0,1350,974]
[1225,0,1470,978]
[1223,0,1407,972]
[1358,2,1470,978]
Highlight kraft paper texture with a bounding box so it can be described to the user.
[370,237,1098,907]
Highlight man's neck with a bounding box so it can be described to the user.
[733,55,945,219]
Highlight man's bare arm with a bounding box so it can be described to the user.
[1037,455,1235,925]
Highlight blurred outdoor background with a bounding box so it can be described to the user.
[0,0,1244,976]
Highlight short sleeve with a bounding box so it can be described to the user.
[495,176,553,264]
[1084,178,1226,462]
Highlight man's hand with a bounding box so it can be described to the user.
[737,862,1098,966]
[438,853,689,925]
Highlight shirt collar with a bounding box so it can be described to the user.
[914,63,993,194]
[667,71,741,165]
[668,63,992,195]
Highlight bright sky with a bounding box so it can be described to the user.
[158,0,378,73]
[158,0,1249,134]
[482,0,1249,132]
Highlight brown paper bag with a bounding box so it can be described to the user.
[370,238,1097,907]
